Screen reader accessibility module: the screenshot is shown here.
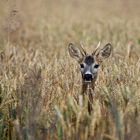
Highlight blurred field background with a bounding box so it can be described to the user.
[0,0,140,140]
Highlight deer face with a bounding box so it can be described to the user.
[80,55,98,82]
[68,42,112,83]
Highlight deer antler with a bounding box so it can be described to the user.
[92,41,101,55]
[80,42,87,56]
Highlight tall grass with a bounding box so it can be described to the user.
[0,0,140,140]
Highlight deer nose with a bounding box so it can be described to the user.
[83,74,93,81]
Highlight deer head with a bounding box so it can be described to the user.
[68,42,112,84]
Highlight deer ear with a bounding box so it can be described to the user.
[68,43,85,63]
[96,43,112,62]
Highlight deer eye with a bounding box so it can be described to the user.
[94,64,99,69]
[80,64,84,68]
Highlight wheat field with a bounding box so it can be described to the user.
[0,0,140,140]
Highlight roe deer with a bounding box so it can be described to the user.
[68,42,112,113]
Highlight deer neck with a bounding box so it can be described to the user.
[81,80,95,95]
[81,77,97,114]
[81,73,97,94]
